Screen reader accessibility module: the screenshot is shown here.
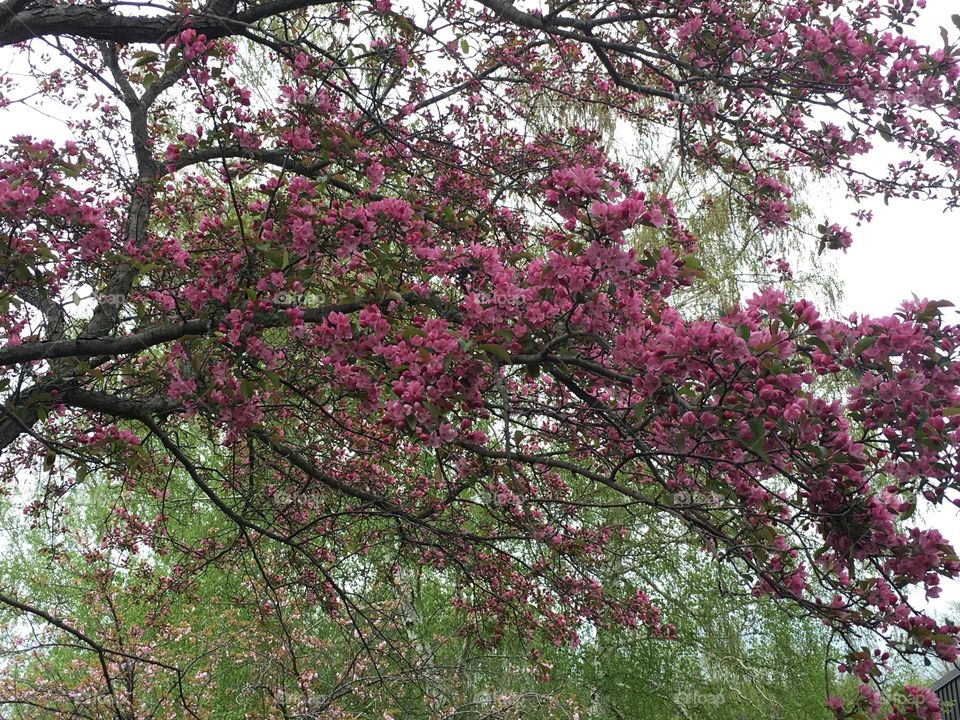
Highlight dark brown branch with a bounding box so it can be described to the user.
[476,0,680,100]
[0,318,214,366]
[0,292,460,367]
[0,0,333,47]
[0,0,31,31]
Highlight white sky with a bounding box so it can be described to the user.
[834,196,956,318]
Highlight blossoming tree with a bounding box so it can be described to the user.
[1,0,960,717]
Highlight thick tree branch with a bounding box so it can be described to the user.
[0,0,30,32]
[0,293,456,367]
[0,318,214,366]
[0,0,332,47]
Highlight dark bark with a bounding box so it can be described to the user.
[0,0,328,47]
[0,294,454,367]
[0,0,32,33]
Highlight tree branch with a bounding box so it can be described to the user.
[0,0,333,47]
[0,293,456,367]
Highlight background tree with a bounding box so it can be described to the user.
[0,460,850,719]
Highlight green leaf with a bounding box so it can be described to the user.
[265,249,287,270]
[778,308,795,329]
[806,336,830,354]
[479,343,511,363]
[853,335,877,355]
[681,254,707,279]
[424,401,441,420]
[460,38,469,54]
[132,51,160,68]
[240,379,255,399]
[747,417,769,460]
[756,525,776,543]
[915,299,954,323]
